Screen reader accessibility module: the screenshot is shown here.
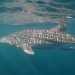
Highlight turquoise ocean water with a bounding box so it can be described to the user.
[0,0,75,75]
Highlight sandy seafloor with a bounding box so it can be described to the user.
[0,0,75,75]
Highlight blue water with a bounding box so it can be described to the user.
[0,22,75,75]
[0,0,75,75]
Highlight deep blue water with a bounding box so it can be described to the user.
[0,0,75,75]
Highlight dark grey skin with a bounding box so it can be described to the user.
[0,22,75,55]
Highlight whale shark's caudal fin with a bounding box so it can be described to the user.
[20,44,34,55]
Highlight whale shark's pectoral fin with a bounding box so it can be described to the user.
[20,44,34,55]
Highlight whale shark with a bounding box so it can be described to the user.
[0,22,75,55]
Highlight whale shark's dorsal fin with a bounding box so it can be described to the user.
[51,22,66,33]
[20,44,34,55]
